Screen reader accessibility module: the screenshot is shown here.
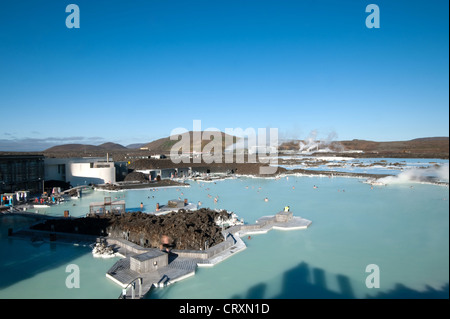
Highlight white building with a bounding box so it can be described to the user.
[136,167,191,180]
[44,157,116,186]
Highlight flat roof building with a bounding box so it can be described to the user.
[0,155,44,193]
[45,156,117,187]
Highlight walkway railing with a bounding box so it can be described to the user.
[119,277,143,299]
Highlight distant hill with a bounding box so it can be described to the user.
[339,137,449,154]
[141,131,239,153]
[44,142,127,153]
[410,137,449,142]
[44,144,101,153]
[41,132,239,157]
[279,137,449,158]
[126,143,147,149]
[98,142,128,150]
[38,136,448,159]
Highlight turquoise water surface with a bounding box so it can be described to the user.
[1,174,448,299]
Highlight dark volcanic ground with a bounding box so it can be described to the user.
[31,209,232,250]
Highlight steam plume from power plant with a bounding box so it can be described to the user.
[298,130,343,153]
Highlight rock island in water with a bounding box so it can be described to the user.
[31,208,235,250]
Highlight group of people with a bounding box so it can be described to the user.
[34,195,59,204]
[1,191,29,206]
[1,195,12,206]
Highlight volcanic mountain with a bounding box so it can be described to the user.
[140,131,239,153]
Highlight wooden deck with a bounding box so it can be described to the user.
[107,254,201,299]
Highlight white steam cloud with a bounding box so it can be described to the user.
[298,130,342,153]
[378,163,449,184]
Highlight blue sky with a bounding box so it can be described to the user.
[0,0,448,151]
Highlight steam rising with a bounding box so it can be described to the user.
[378,163,449,184]
[298,130,342,153]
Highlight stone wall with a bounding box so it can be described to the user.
[275,211,293,222]
[107,237,148,255]
[172,235,235,260]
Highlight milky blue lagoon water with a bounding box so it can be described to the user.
[1,172,448,299]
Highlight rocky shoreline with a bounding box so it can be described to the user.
[95,179,189,191]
